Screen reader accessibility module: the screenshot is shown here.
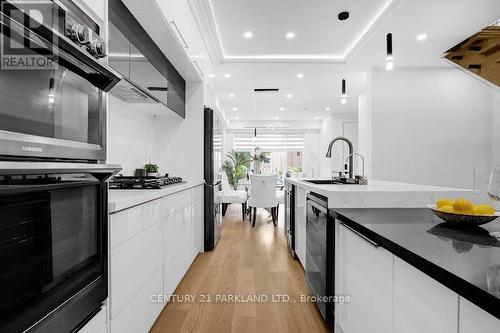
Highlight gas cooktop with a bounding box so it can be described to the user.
[109,175,183,190]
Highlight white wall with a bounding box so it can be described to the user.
[154,82,205,183]
[368,68,494,189]
[107,96,165,175]
[318,113,359,177]
[358,92,372,178]
[304,132,321,177]
[492,90,500,166]
[107,82,205,183]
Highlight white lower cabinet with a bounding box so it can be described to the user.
[337,223,393,333]
[110,222,162,318]
[192,196,204,255]
[294,187,307,267]
[393,257,458,333]
[109,185,204,333]
[110,268,164,333]
[335,220,498,333]
[460,297,500,332]
[163,204,193,297]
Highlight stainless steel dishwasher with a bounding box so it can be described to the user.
[306,192,335,327]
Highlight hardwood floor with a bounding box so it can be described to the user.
[150,204,329,333]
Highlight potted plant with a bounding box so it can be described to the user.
[144,163,159,177]
[223,150,250,189]
[252,152,270,174]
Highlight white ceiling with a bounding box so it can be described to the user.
[209,0,500,123]
[210,0,390,60]
[216,62,365,121]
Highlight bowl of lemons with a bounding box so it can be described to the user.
[427,198,500,226]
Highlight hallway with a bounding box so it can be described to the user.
[150,204,328,333]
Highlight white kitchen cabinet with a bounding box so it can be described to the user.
[163,204,193,297]
[110,268,164,333]
[109,185,204,332]
[337,222,393,333]
[393,256,458,333]
[155,0,206,80]
[460,297,500,332]
[110,222,162,318]
[192,192,204,254]
[294,187,307,267]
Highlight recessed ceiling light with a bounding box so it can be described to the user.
[235,116,239,120]
[224,73,231,78]
[243,31,253,39]
[296,73,304,78]
[286,94,292,98]
[280,107,285,111]
[325,107,330,111]
[274,116,279,120]
[232,107,238,111]
[314,116,320,120]
[416,33,427,41]
[286,32,295,39]
[207,73,216,78]
[229,93,235,98]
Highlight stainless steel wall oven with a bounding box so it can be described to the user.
[0,162,119,332]
[0,0,120,162]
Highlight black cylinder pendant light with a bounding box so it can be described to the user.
[341,79,347,104]
[386,33,394,70]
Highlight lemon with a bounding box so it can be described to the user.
[439,205,454,213]
[436,198,454,209]
[473,204,495,216]
[452,198,474,214]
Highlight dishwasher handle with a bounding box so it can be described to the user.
[307,198,328,214]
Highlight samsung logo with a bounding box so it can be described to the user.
[21,146,43,153]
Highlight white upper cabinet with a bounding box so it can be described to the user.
[155,0,208,82]
[337,223,393,333]
[460,297,500,332]
[393,256,458,333]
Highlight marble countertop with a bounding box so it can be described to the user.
[334,208,500,320]
[108,180,205,213]
[285,178,484,208]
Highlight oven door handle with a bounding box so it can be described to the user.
[0,11,121,92]
[0,162,122,178]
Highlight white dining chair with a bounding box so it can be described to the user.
[222,173,248,221]
[248,174,281,227]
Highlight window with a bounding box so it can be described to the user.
[232,131,305,175]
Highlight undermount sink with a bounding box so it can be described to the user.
[304,179,346,185]
[304,178,368,185]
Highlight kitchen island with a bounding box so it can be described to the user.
[285,178,484,208]
[334,208,500,332]
[285,178,495,331]
[285,178,485,267]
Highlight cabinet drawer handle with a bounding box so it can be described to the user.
[340,222,379,248]
[170,20,189,49]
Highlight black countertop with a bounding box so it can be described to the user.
[333,208,500,320]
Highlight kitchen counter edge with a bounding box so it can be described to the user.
[108,180,205,213]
